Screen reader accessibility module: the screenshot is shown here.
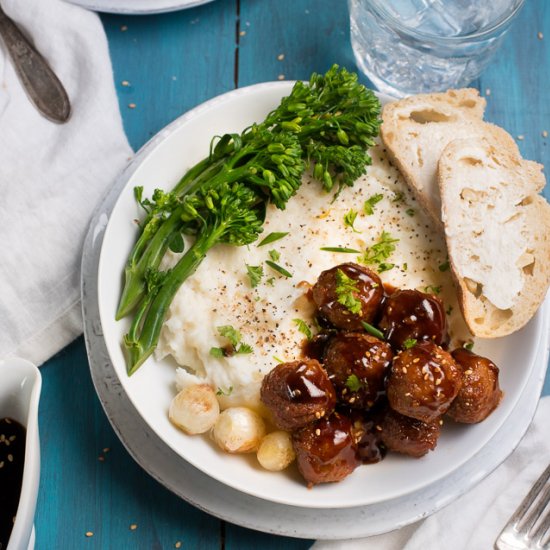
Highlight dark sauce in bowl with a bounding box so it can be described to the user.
[0,418,26,550]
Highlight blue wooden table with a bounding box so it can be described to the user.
[35,1,550,548]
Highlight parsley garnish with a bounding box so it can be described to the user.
[446,305,453,316]
[209,347,225,358]
[361,321,385,340]
[359,231,399,271]
[424,285,442,295]
[405,208,415,217]
[363,193,384,215]
[265,260,292,278]
[266,276,275,286]
[346,374,363,392]
[320,246,362,254]
[344,209,360,232]
[335,269,362,315]
[268,249,280,262]
[403,338,417,349]
[215,325,253,355]
[464,341,474,351]
[246,264,263,288]
[258,232,288,246]
[438,260,450,272]
[392,191,405,203]
[293,319,313,340]
[216,386,234,396]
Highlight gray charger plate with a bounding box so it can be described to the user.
[81,98,550,541]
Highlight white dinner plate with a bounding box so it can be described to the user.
[65,0,214,14]
[95,82,547,510]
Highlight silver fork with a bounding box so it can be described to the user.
[494,463,550,549]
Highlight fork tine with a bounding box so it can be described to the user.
[509,464,550,531]
[531,505,550,548]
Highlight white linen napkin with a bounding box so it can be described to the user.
[312,395,550,550]
[0,0,132,365]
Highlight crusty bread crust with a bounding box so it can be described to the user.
[380,89,488,225]
[438,137,550,338]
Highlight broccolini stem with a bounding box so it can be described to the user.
[125,227,222,375]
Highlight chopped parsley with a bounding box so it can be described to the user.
[438,260,450,272]
[266,276,275,286]
[346,374,363,392]
[403,338,417,349]
[464,341,474,351]
[335,269,362,315]
[361,321,385,340]
[359,231,399,272]
[363,193,384,215]
[246,264,263,287]
[268,249,280,262]
[293,318,313,340]
[405,208,415,217]
[265,260,292,278]
[213,325,253,356]
[216,386,234,396]
[446,305,454,316]
[258,232,289,246]
[343,209,360,232]
[424,285,442,295]
[392,191,405,203]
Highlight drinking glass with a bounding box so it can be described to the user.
[348,0,526,97]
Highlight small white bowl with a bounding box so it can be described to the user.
[0,358,41,550]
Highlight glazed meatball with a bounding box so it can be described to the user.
[378,289,448,349]
[387,341,462,423]
[311,263,384,330]
[379,408,441,458]
[292,412,360,486]
[260,360,336,430]
[323,332,393,409]
[352,411,387,464]
[446,348,503,423]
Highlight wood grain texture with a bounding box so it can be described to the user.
[33,0,550,548]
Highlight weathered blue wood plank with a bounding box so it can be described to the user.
[34,337,220,550]
[101,2,236,151]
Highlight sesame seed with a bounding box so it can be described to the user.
[7,454,13,462]
[315,429,321,436]
[121,81,130,87]
[277,53,285,61]
[239,30,246,36]
[0,461,4,468]
[103,448,110,453]
[98,456,105,462]
[120,25,128,31]
[128,103,136,109]
[130,524,137,531]
[465,369,473,375]
[538,31,543,40]
[543,130,548,138]
[85,531,94,538]
[517,135,524,141]
[278,74,285,81]
[485,88,491,96]
[175,542,182,549]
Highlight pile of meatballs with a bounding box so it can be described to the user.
[260,263,503,487]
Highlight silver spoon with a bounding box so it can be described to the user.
[0,5,71,123]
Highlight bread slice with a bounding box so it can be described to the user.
[438,136,550,338]
[380,89,519,225]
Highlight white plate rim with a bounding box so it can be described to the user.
[65,0,214,15]
[95,80,547,509]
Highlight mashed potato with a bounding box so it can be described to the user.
[156,144,470,412]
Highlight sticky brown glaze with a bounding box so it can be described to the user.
[379,408,441,458]
[446,348,503,423]
[260,359,336,431]
[351,411,387,464]
[387,341,462,423]
[292,412,360,486]
[323,332,393,409]
[378,289,448,349]
[311,263,384,330]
